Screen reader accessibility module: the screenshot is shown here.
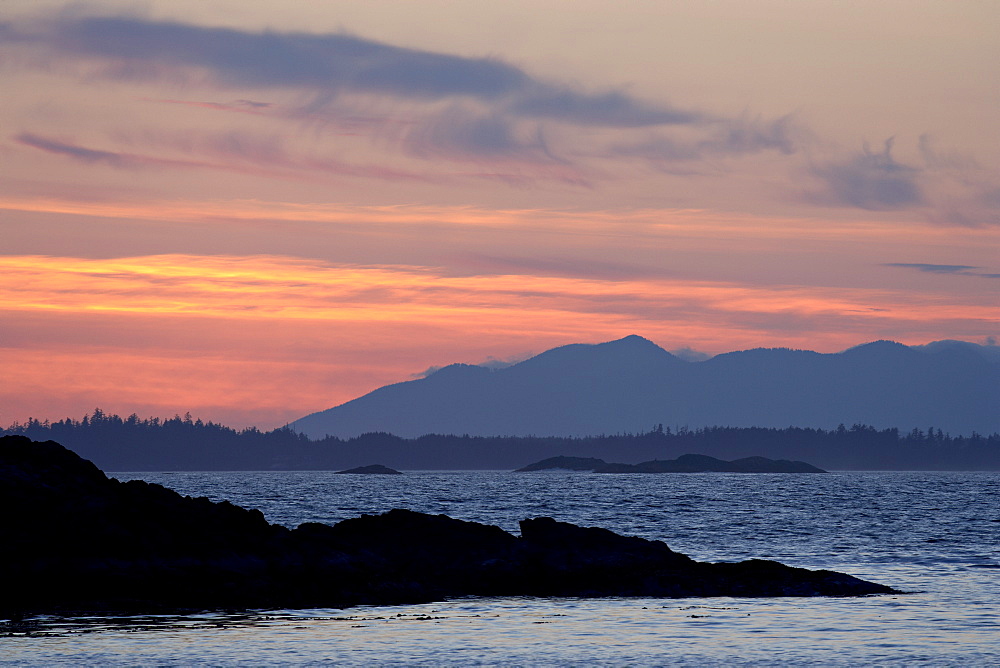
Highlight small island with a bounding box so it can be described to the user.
[1,436,887,618]
[516,453,826,473]
[515,456,608,472]
[335,464,403,475]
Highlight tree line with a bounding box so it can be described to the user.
[3,410,999,471]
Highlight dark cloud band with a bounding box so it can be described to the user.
[883,263,999,278]
[884,263,976,274]
[11,15,700,129]
[15,133,128,166]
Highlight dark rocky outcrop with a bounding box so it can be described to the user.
[727,456,826,473]
[517,453,826,473]
[0,436,893,617]
[335,464,402,474]
[597,454,826,473]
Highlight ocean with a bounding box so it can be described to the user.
[4,470,999,666]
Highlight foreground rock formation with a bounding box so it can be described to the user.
[0,436,896,617]
[517,453,826,473]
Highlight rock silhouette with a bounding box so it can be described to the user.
[517,453,825,473]
[0,436,897,617]
[335,464,403,474]
[515,456,609,471]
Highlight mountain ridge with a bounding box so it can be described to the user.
[290,337,1000,438]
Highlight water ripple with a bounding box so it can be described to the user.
[4,470,997,665]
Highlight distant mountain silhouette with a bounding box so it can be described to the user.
[292,336,1000,438]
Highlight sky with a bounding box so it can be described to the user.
[1,0,998,429]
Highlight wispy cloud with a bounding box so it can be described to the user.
[16,133,131,167]
[3,254,993,337]
[509,88,699,127]
[884,263,1000,279]
[5,12,997,219]
[4,11,811,177]
[14,130,434,183]
[411,353,529,378]
[805,137,999,224]
[8,15,700,130]
[14,125,599,188]
[916,135,1000,227]
[884,263,977,274]
[806,135,1000,227]
[405,107,546,160]
[811,138,922,210]
[140,98,275,117]
[606,113,801,175]
[466,253,666,281]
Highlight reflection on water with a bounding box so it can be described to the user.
[5,594,999,666]
[3,471,1000,666]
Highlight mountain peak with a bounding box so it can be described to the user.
[290,336,999,438]
[916,340,1000,364]
[841,340,912,357]
[596,335,678,361]
[602,334,659,348]
[510,335,676,373]
[423,363,490,380]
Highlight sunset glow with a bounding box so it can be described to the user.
[2,1,997,427]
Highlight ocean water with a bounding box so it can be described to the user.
[4,470,1000,666]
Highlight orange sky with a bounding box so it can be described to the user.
[1,2,998,428]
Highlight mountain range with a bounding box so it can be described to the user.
[290,336,1000,439]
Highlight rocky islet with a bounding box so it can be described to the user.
[1,435,896,617]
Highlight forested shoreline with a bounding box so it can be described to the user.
[3,410,999,471]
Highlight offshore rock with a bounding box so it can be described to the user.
[517,453,826,473]
[596,454,826,473]
[334,464,403,474]
[515,456,608,472]
[0,436,896,616]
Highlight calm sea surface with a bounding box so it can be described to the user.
[4,470,1000,666]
